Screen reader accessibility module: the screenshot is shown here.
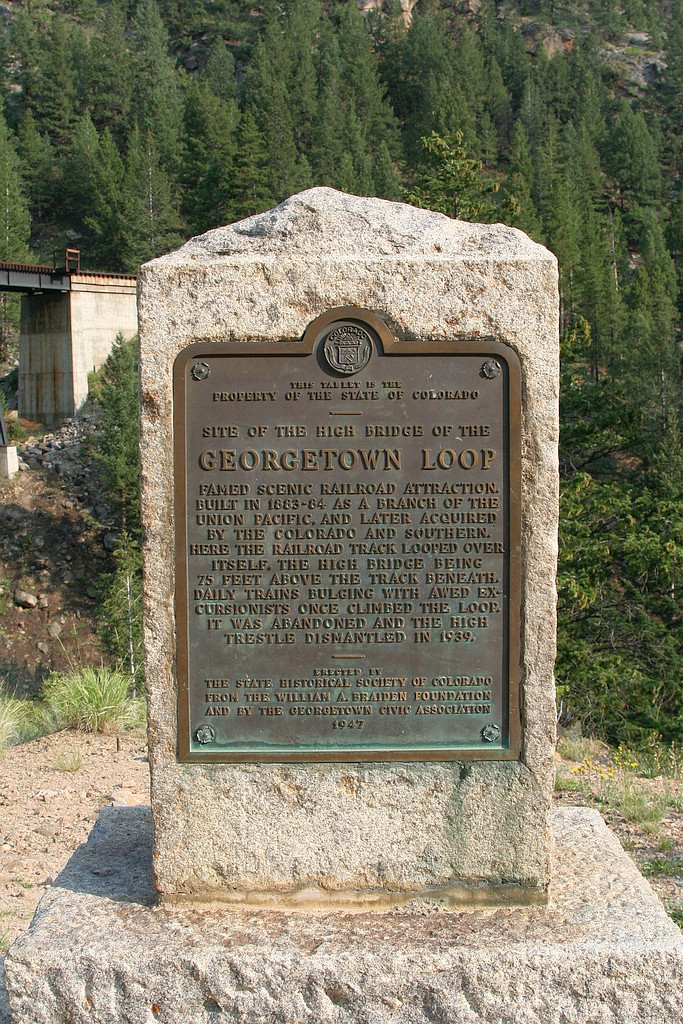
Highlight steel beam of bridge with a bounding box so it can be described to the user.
[0,261,71,293]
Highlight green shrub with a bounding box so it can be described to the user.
[40,666,145,733]
[0,694,33,753]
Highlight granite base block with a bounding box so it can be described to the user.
[0,957,9,1024]
[5,806,683,1024]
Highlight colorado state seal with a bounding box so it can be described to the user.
[322,322,373,375]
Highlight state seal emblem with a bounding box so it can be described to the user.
[322,323,373,375]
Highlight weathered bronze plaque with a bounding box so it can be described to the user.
[174,308,521,762]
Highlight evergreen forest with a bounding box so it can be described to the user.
[0,0,682,748]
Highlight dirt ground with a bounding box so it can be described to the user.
[0,441,111,699]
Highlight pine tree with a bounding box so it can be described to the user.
[479,111,499,171]
[541,48,573,125]
[93,336,144,689]
[656,0,683,169]
[502,172,542,239]
[502,118,542,237]
[17,110,56,226]
[61,113,100,238]
[98,533,144,691]
[557,470,683,744]
[653,410,683,498]
[336,0,399,155]
[10,2,52,113]
[280,0,321,153]
[407,130,499,221]
[93,333,141,531]
[155,0,205,38]
[0,115,31,362]
[667,189,683,323]
[509,118,534,188]
[485,57,513,152]
[84,2,133,145]
[372,141,402,201]
[120,129,182,270]
[340,99,376,196]
[226,112,273,222]
[519,77,547,153]
[204,38,238,103]
[308,32,346,184]
[85,128,126,270]
[533,115,561,227]
[397,7,456,160]
[492,19,530,110]
[451,26,487,129]
[182,79,238,233]
[130,0,185,175]
[606,101,661,209]
[258,78,302,202]
[34,15,83,148]
[625,211,680,426]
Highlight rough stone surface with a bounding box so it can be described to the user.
[0,446,18,477]
[137,188,560,898]
[0,958,8,1024]
[5,806,683,1024]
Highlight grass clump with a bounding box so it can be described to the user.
[554,770,591,795]
[0,694,35,754]
[556,735,611,763]
[51,748,83,773]
[641,857,683,878]
[555,735,681,827]
[0,909,10,952]
[607,779,670,825]
[666,901,683,929]
[40,666,145,734]
[630,736,683,780]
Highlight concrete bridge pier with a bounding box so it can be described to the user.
[18,272,137,426]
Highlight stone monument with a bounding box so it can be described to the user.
[141,186,558,903]
[5,189,683,1023]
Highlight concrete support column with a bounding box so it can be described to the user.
[19,292,73,426]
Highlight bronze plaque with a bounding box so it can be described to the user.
[173,308,521,762]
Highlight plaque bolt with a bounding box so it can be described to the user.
[191,361,210,381]
[481,359,501,379]
[195,724,215,745]
[481,724,501,743]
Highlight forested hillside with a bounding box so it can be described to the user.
[0,0,681,747]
